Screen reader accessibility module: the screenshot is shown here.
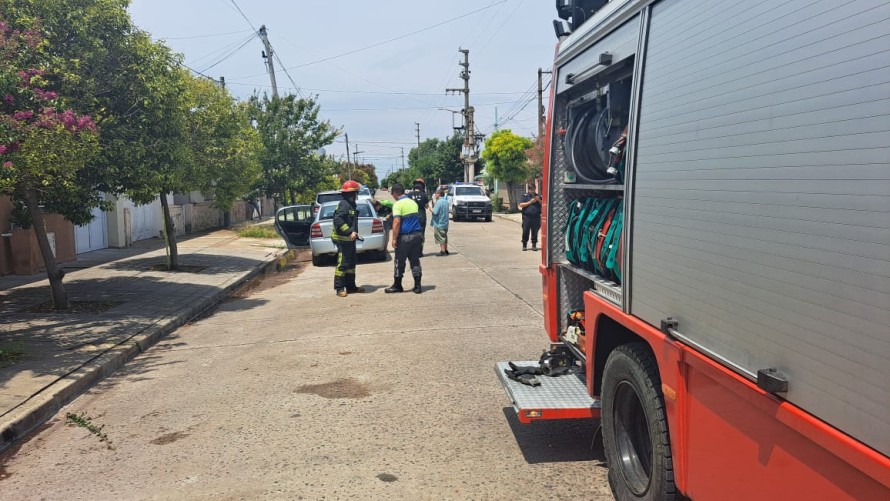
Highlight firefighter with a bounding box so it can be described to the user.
[332,180,366,297]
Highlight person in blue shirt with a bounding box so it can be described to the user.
[385,184,424,294]
[429,188,450,256]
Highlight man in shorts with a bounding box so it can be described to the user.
[429,188,449,256]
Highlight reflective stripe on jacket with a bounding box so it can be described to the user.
[331,198,357,242]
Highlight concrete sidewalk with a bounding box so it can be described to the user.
[492,212,523,225]
[0,228,287,451]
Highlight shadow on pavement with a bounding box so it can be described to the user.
[102,253,271,276]
[0,275,270,389]
[502,407,605,465]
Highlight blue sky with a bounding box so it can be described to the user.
[128,0,557,178]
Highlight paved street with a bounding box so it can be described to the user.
[1,217,611,500]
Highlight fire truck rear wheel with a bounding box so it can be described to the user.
[602,343,676,501]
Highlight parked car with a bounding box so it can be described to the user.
[313,190,343,216]
[447,183,492,222]
[357,185,373,203]
[309,200,388,266]
[273,205,314,249]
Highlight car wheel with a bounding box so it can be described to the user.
[602,343,676,501]
[311,255,324,267]
[376,249,388,261]
[485,214,492,222]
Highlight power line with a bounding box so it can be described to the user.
[187,32,255,68]
[227,0,259,32]
[272,34,439,110]
[475,0,527,57]
[322,100,517,112]
[181,62,213,80]
[199,34,256,73]
[333,139,416,145]
[162,29,253,40]
[272,48,304,98]
[232,1,507,79]
[223,81,534,97]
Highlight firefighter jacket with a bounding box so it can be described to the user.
[331,198,358,242]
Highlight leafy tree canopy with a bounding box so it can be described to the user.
[482,129,533,184]
[482,129,533,210]
[184,77,262,211]
[249,93,338,205]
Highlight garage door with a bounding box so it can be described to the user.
[132,201,160,242]
[75,206,107,254]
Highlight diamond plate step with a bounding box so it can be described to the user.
[496,361,601,423]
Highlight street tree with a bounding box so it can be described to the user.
[111,42,191,270]
[0,18,100,309]
[249,93,338,209]
[184,77,262,223]
[1,0,203,272]
[482,129,533,211]
[406,133,469,189]
[525,134,545,186]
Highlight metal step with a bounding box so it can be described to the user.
[495,361,601,423]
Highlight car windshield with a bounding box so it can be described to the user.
[455,186,484,196]
[316,193,342,205]
[317,203,375,220]
[358,187,371,197]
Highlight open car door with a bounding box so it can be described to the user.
[274,205,313,249]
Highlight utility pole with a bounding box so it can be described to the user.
[219,76,226,89]
[447,48,476,182]
[415,122,421,146]
[401,148,406,171]
[344,133,351,181]
[537,68,552,138]
[494,106,499,131]
[259,25,279,98]
[352,146,363,180]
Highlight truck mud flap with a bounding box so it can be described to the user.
[495,361,601,423]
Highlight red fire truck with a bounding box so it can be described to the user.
[496,1,890,499]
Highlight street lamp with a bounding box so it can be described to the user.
[438,108,465,132]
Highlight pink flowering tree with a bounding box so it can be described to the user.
[0,19,99,310]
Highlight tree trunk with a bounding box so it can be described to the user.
[159,192,179,271]
[289,189,296,205]
[507,181,518,213]
[23,188,69,310]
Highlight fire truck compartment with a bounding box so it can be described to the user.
[495,361,600,424]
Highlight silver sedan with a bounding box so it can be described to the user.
[309,200,389,266]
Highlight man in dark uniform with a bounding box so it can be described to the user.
[409,178,429,254]
[331,180,366,297]
[517,184,542,251]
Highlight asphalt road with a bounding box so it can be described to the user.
[0,216,612,500]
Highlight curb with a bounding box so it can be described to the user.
[493,213,522,225]
[0,251,284,453]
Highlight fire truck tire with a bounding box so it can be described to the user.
[602,343,676,501]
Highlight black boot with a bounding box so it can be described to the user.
[385,277,404,293]
[413,275,422,294]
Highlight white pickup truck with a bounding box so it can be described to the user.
[447,183,492,222]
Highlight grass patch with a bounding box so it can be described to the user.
[0,341,27,368]
[236,224,280,239]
